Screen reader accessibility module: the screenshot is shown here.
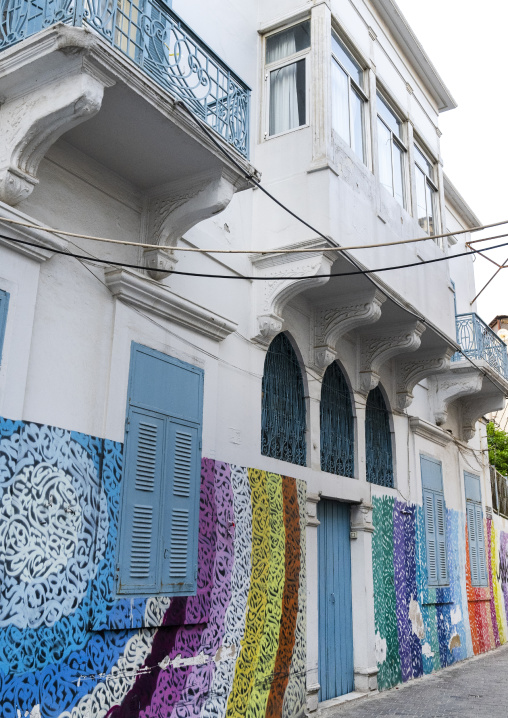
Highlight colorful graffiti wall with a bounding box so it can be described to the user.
[372,495,508,691]
[0,418,307,718]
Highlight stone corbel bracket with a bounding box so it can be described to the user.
[358,321,426,396]
[427,366,484,427]
[250,239,337,345]
[142,167,244,279]
[313,289,386,371]
[461,386,504,442]
[394,347,454,411]
[0,57,115,206]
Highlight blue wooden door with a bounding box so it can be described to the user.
[318,500,354,700]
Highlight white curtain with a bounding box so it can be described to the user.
[268,32,299,135]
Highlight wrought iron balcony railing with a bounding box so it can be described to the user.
[453,312,508,379]
[0,0,250,157]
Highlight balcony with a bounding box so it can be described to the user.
[0,0,249,157]
[453,313,508,379]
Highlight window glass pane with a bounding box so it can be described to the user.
[266,21,310,63]
[377,93,402,138]
[392,142,405,207]
[377,118,393,195]
[351,88,364,161]
[426,182,436,235]
[269,59,306,135]
[415,165,427,229]
[414,144,432,177]
[331,31,362,85]
[332,59,350,144]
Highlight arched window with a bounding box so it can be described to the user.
[365,386,393,487]
[261,333,306,466]
[320,362,354,477]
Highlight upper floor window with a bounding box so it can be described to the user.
[261,333,306,466]
[421,455,448,587]
[0,289,9,365]
[465,472,488,587]
[265,21,311,137]
[320,361,354,477]
[377,92,407,208]
[365,386,393,487]
[331,31,366,162]
[116,343,203,597]
[414,144,438,235]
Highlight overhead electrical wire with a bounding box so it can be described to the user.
[4,232,508,279]
[1,213,508,253]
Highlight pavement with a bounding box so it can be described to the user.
[319,644,508,718]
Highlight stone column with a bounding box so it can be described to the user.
[350,502,378,693]
[306,492,321,712]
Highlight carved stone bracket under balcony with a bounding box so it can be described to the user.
[251,240,337,345]
[358,321,426,395]
[313,289,386,371]
[0,55,115,205]
[394,348,454,410]
[461,388,504,442]
[143,168,244,279]
[428,366,484,428]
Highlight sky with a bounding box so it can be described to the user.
[394,0,508,322]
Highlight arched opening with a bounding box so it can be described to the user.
[320,361,354,477]
[261,332,306,466]
[365,385,393,487]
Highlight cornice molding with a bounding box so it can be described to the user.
[104,268,237,341]
[408,417,452,447]
[0,203,68,261]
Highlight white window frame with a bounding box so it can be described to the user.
[376,91,408,209]
[413,141,439,236]
[263,19,311,140]
[331,29,368,164]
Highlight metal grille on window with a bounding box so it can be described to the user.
[365,386,393,487]
[320,362,354,477]
[261,333,306,466]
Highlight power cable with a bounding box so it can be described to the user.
[1,213,507,254]
[3,232,508,279]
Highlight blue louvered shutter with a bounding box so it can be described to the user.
[118,408,165,594]
[435,493,448,585]
[465,472,488,587]
[467,502,479,585]
[423,489,438,585]
[475,503,488,586]
[161,421,200,594]
[0,289,10,364]
[421,455,448,587]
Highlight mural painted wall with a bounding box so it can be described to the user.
[372,495,508,691]
[0,417,307,718]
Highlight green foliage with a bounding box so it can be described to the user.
[487,422,508,475]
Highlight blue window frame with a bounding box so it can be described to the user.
[421,455,448,587]
[465,472,488,587]
[0,289,10,365]
[320,361,354,477]
[261,333,306,466]
[116,342,203,596]
[365,386,393,487]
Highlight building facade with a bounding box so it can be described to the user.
[1,0,508,717]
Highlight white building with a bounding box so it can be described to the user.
[1,0,508,716]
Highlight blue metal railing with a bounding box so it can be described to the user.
[453,313,508,379]
[0,0,250,157]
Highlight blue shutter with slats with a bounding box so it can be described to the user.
[423,489,438,584]
[161,421,200,594]
[118,409,165,594]
[465,472,488,587]
[0,289,10,365]
[117,343,203,597]
[421,455,448,587]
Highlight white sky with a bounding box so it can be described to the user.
[394,0,508,323]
